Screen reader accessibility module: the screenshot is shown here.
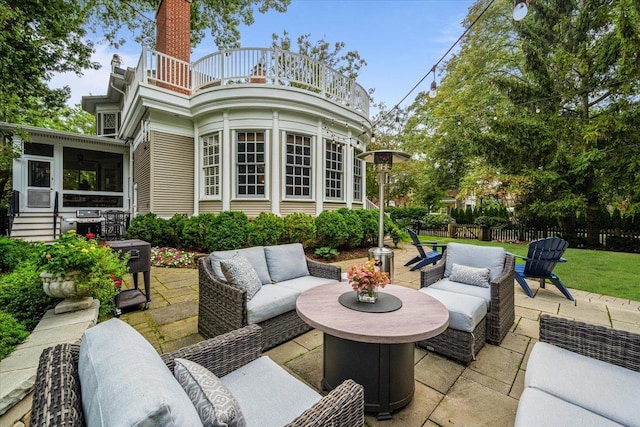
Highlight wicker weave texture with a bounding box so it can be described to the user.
[31,325,365,427]
[198,253,342,351]
[417,317,486,365]
[539,314,640,373]
[420,253,515,346]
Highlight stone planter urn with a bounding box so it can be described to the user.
[40,271,94,314]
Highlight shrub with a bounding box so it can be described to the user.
[0,237,40,273]
[162,214,189,248]
[182,213,218,252]
[0,311,29,360]
[355,209,378,247]
[314,246,340,260]
[474,216,509,229]
[204,211,249,252]
[125,213,164,246]
[422,213,453,228]
[284,213,316,247]
[248,212,286,246]
[0,260,58,331]
[315,210,349,248]
[337,208,364,249]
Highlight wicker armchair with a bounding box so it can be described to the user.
[420,252,515,345]
[30,325,365,427]
[199,256,341,350]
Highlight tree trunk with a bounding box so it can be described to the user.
[585,204,601,248]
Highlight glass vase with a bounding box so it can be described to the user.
[357,288,378,304]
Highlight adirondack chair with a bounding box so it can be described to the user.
[404,228,446,271]
[512,237,573,301]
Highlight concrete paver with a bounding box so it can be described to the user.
[110,243,640,427]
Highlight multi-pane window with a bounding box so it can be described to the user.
[202,133,220,197]
[237,131,265,197]
[353,149,363,202]
[325,140,343,200]
[98,112,120,136]
[285,133,312,198]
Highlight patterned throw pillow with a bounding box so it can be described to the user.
[220,255,263,300]
[174,358,246,427]
[449,263,491,287]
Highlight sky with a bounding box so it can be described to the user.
[51,0,476,112]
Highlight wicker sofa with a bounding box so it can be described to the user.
[30,322,364,427]
[418,243,515,363]
[515,314,640,426]
[199,243,342,350]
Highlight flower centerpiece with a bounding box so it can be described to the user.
[37,231,129,313]
[347,260,390,303]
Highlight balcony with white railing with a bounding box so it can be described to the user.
[124,46,369,118]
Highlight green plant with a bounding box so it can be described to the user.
[0,237,41,273]
[182,213,218,252]
[125,213,164,246]
[315,210,349,248]
[314,246,340,260]
[161,214,189,248]
[207,211,250,251]
[248,212,286,246]
[354,209,378,246]
[284,212,316,247]
[36,231,129,296]
[0,260,58,331]
[337,208,364,249]
[0,311,29,360]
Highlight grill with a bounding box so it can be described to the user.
[62,209,104,237]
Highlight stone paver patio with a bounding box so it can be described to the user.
[120,243,640,426]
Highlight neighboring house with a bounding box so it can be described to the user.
[8,0,370,241]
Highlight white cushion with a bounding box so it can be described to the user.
[264,243,309,282]
[429,278,492,309]
[449,263,490,287]
[221,356,321,427]
[444,242,505,281]
[515,387,623,427]
[210,246,271,285]
[220,255,263,300]
[276,275,339,293]
[246,285,299,324]
[78,319,202,427]
[174,358,246,427]
[525,342,640,426]
[419,287,487,333]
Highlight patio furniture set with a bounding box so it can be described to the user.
[30,240,639,426]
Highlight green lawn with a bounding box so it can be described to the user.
[418,235,640,302]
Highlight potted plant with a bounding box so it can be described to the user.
[37,230,129,313]
[347,260,390,304]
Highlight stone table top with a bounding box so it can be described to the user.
[296,284,449,344]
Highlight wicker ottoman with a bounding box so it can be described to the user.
[417,288,487,364]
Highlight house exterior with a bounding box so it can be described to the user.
[83,0,370,219]
[7,0,370,241]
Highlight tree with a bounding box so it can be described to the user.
[84,0,290,49]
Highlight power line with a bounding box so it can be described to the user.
[371,0,498,131]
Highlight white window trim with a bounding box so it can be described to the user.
[324,139,344,202]
[200,131,222,201]
[232,129,269,200]
[353,148,364,203]
[282,131,315,201]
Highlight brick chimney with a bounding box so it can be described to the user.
[156,0,191,93]
[156,0,191,63]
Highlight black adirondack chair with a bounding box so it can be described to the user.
[404,228,446,271]
[512,237,573,301]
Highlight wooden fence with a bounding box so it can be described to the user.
[414,223,640,249]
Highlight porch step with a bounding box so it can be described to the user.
[9,214,62,242]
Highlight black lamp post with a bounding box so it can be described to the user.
[358,149,410,280]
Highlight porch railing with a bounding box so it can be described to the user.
[124,47,369,118]
[6,190,19,237]
[53,191,59,239]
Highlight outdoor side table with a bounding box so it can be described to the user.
[109,239,151,316]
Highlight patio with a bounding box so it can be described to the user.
[120,243,640,426]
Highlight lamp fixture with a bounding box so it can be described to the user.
[429,66,438,98]
[513,0,529,21]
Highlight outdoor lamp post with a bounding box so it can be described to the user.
[358,149,410,280]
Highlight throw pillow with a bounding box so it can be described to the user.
[78,319,202,427]
[264,243,310,282]
[449,263,491,287]
[220,255,263,300]
[174,358,246,427]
